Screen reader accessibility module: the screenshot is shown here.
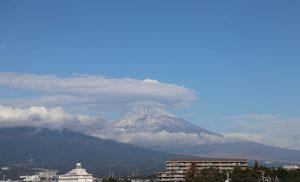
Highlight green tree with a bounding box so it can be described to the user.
[254,161,259,170]
[185,162,197,182]
[231,167,259,182]
[102,177,122,182]
[280,169,300,182]
[185,164,225,182]
[194,168,225,182]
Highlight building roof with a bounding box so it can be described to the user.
[167,158,247,162]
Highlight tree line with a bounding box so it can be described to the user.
[185,162,300,182]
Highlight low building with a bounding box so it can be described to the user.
[131,179,151,182]
[58,163,93,182]
[283,165,300,170]
[20,175,42,182]
[157,159,248,182]
[20,170,57,182]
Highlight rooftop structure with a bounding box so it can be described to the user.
[58,163,93,182]
[158,159,247,182]
[20,170,57,182]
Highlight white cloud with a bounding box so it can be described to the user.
[0,73,196,111]
[92,129,237,146]
[224,114,281,122]
[223,133,267,143]
[223,114,300,150]
[141,79,160,84]
[0,105,106,132]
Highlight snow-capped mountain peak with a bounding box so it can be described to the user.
[112,105,218,135]
[120,105,176,122]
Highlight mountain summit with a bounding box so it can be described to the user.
[112,105,217,135]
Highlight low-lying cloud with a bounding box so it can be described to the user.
[0,73,196,111]
[92,128,238,146]
[0,105,106,132]
[223,114,300,150]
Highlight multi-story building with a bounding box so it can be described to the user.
[58,163,93,182]
[157,159,247,182]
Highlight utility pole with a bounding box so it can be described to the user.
[1,167,10,181]
[261,171,265,182]
[225,172,231,182]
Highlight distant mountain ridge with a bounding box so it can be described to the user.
[0,127,189,178]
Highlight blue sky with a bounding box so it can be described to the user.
[1,1,300,149]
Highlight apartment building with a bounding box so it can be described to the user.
[157,159,247,182]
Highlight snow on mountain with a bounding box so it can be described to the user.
[112,105,219,135]
[91,105,229,146]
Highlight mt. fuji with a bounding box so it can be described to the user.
[99,105,300,164]
[112,105,218,135]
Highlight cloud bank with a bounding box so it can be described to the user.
[0,73,196,111]
[92,129,236,146]
[0,105,106,132]
[223,114,300,150]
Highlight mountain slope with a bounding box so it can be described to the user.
[113,105,218,135]
[146,141,300,164]
[0,127,189,177]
